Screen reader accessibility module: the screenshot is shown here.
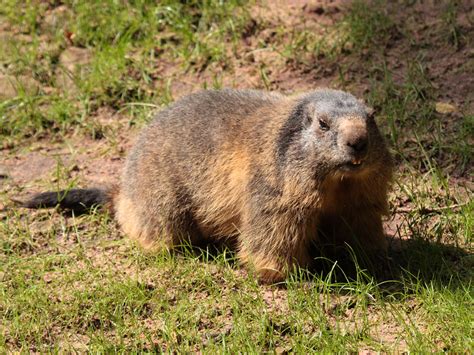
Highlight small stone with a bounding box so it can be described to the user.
[56,47,92,92]
[43,5,71,29]
[0,74,40,99]
[58,47,92,72]
[435,102,456,114]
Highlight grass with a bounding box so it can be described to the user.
[1,209,471,352]
[0,0,251,140]
[1,0,473,352]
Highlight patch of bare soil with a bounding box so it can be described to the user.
[1,136,125,192]
[1,109,134,193]
[155,1,349,99]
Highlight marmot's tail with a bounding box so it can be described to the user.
[16,187,115,214]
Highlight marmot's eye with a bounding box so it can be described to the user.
[319,119,330,131]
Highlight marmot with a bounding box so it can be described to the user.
[21,89,393,283]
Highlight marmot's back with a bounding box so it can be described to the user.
[123,89,286,191]
[144,89,284,153]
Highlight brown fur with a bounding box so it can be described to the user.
[21,89,392,283]
[112,89,393,283]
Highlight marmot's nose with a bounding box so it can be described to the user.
[347,137,368,155]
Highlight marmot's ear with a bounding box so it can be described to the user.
[301,101,316,127]
[366,106,375,120]
[358,99,375,118]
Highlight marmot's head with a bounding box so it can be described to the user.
[279,89,392,180]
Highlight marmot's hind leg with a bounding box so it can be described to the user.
[115,194,202,251]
